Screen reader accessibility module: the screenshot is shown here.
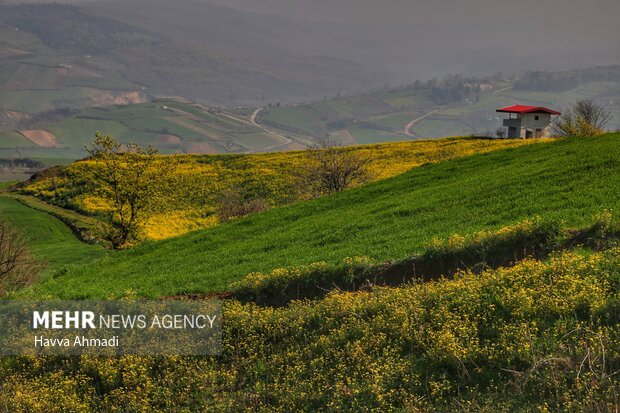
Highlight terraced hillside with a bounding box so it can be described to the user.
[0,100,295,163]
[20,133,620,299]
[0,24,145,124]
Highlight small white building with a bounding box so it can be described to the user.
[496,105,561,138]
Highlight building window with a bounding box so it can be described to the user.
[535,115,539,120]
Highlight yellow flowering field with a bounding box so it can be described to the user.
[1,245,617,412]
[21,137,541,240]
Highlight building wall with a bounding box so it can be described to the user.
[503,118,522,138]
[517,113,554,137]
[518,113,552,128]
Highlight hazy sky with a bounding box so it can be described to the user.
[6,0,619,80]
[200,0,619,25]
[189,0,620,76]
[200,0,620,60]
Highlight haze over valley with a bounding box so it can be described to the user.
[0,0,619,167]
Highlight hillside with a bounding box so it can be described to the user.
[21,137,532,239]
[22,133,620,299]
[0,195,102,271]
[0,21,146,125]
[0,1,387,110]
[0,100,295,163]
[2,63,618,167]
[3,133,620,412]
[2,1,618,167]
[2,2,619,411]
[258,67,620,142]
[5,244,619,411]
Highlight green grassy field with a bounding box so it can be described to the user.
[0,131,35,148]
[370,110,425,130]
[259,105,326,135]
[258,89,442,144]
[22,133,620,299]
[0,195,102,271]
[412,117,473,137]
[348,126,408,144]
[6,244,618,412]
[4,57,618,163]
[376,89,435,108]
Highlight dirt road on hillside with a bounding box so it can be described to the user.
[404,110,438,136]
[248,107,293,152]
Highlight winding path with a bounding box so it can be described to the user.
[404,109,438,136]
[248,107,293,151]
[492,85,513,95]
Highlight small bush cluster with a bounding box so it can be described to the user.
[553,99,612,137]
[216,187,269,222]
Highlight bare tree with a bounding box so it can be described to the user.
[300,138,373,197]
[495,127,506,139]
[86,132,161,248]
[553,99,611,137]
[0,220,37,295]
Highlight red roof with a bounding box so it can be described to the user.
[496,105,561,115]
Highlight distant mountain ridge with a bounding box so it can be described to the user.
[0,1,387,108]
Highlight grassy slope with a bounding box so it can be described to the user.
[48,101,282,153]
[23,137,533,240]
[26,133,620,299]
[9,194,101,242]
[0,195,102,271]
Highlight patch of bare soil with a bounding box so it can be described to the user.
[18,130,61,148]
[332,129,357,145]
[52,67,67,89]
[5,111,31,122]
[155,134,183,145]
[91,91,147,107]
[183,141,218,154]
[61,64,101,78]
[0,48,29,59]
